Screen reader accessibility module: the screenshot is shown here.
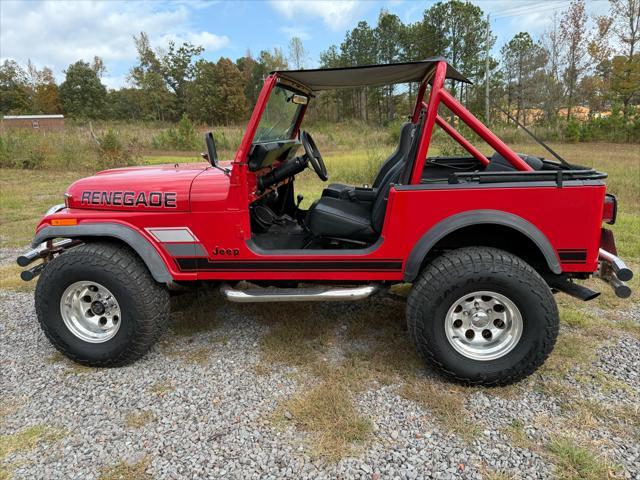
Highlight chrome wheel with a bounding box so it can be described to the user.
[60,281,121,343]
[444,291,523,361]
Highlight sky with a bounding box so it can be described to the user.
[0,0,611,89]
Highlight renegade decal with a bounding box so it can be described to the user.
[80,191,177,208]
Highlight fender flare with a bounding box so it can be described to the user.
[403,209,561,282]
[32,223,172,284]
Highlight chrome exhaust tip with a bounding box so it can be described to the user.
[596,252,633,299]
[607,275,632,299]
[599,248,633,282]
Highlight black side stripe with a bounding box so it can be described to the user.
[558,249,587,263]
[175,258,403,272]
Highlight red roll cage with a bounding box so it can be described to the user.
[233,59,533,199]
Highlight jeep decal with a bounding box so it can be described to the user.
[212,247,240,256]
[80,191,177,208]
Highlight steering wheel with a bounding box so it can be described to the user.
[301,131,328,181]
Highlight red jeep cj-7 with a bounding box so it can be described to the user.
[19,58,633,385]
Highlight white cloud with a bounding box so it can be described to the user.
[0,0,229,86]
[269,0,362,31]
[101,74,129,90]
[280,26,311,40]
[159,31,230,52]
[186,32,230,51]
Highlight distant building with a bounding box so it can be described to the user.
[2,114,65,131]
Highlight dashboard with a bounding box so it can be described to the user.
[248,140,301,171]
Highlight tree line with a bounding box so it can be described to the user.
[1,0,638,129]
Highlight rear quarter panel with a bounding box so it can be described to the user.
[385,182,606,274]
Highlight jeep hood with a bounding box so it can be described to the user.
[65,162,211,212]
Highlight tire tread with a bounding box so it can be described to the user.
[406,247,558,386]
[35,241,170,367]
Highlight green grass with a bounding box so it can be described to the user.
[547,436,618,480]
[540,332,599,378]
[254,298,423,460]
[0,425,65,460]
[277,382,372,462]
[168,289,220,337]
[124,411,156,429]
[0,264,34,292]
[503,419,535,450]
[98,458,152,480]
[254,302,337,367]
[401,380,480,441]
[0,169,82,248]
[148,381,174,395]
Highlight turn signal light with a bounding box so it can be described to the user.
[51,218,78,226]
[602,194,617,225]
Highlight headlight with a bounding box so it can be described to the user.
[45,203,66,216]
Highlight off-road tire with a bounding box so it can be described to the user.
[406,247,558,386]
[35,241,170,367]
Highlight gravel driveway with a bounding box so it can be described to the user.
[1,275,638,479]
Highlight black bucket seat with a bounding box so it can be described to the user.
[305,117,423,243]
[306,160,407,242]
[321,122,415,199]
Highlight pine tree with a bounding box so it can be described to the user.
[59,61,107,119]
[501,32,547,125]
[560,0,588,119]
[0,60,31,114]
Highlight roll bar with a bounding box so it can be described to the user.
[409,61,533,184]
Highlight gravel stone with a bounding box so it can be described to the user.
[597,336,640,394]
[1,283,638,478]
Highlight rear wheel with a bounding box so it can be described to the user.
[35,242,170,367]
[407,247,558,386]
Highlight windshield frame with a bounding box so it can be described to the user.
[252,83,308,144]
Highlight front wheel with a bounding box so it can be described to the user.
[407,247,559,386]
[35,241,170,367]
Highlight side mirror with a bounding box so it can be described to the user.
[203,132,230,176]
[204,132,218,167]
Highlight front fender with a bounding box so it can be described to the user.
[32,223,172,284]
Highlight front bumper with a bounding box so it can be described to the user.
[16,238,80,281]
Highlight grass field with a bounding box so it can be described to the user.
[0,141,638,258]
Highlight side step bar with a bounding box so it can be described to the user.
[220,283,380,303]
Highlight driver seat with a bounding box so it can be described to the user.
[306,158,406,242]
[306,109,424,244]
[321,122,415,200]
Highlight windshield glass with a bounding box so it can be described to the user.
[253,85,306,143]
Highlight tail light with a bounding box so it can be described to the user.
[603,194,617,225]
